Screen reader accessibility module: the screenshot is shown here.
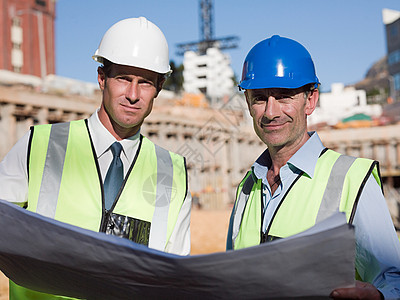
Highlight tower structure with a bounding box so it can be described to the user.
[176,0,238,56]
[177,0,238,101]
[0,0,56,78]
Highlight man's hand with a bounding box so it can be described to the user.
[330,280,383,299]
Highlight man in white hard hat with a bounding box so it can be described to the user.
[0,17,191,299]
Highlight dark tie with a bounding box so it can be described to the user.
[104,142,123,210]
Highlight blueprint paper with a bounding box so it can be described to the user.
[0,199,355,299]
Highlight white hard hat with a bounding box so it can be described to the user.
[92,17,172,75]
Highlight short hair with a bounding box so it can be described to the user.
[303,83,317,99]
[99,58,113,77]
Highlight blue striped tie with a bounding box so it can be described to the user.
[104,142,123,210]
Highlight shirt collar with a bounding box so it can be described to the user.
[252,131,325,180]
[252,149,271,182]
[87,109,141,161]
[288,131,325,178]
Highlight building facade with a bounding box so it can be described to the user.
[383,8,400,101]
[0,0,56,77]
[183,47,235,103]
[309,83,382,127]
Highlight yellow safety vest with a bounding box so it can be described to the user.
[10,119,188,300]
[230,149,381,250]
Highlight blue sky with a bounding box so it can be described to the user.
[55,1,400,92]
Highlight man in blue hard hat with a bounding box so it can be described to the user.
[227,35,400,299]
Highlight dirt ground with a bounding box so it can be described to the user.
[0,208,232,299]
[190,208,231,255]
[0,274,6,300]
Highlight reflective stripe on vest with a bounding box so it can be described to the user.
[231,172,261,247]
[36,122,70,218]
[316,154,356,223]
[232,149,381,250]
[148,144,174,250]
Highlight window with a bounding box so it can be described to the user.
[388,50,400,65]
[394,73,400,91]
[12,43,21,50]
[35,0,46,7]
[11,17,23,70]
[12,17,21,27]
[390,26,399,38]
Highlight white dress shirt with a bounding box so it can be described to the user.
[0,110,191,255]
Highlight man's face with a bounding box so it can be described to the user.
[245,87,318,151]
[97,63,163,139]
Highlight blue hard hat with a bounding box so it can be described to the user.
[239,35,320,90]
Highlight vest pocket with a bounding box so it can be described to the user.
[105,213,151,246]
